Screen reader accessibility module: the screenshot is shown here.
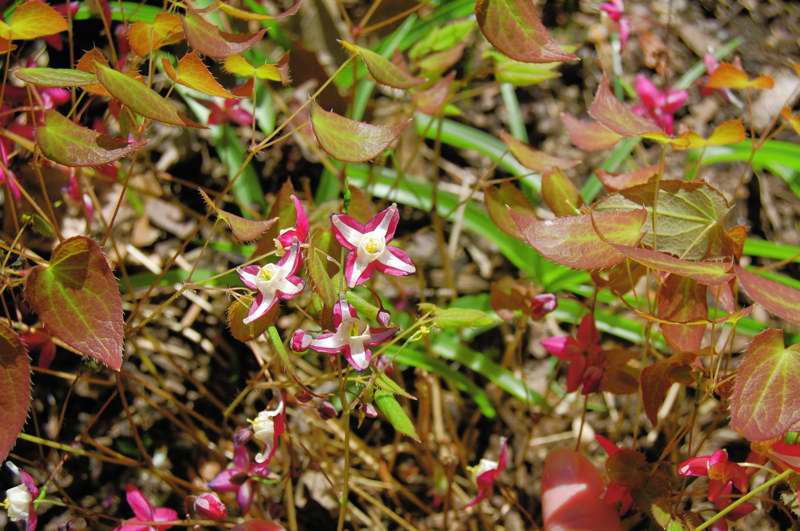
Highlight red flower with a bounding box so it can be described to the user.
[117,485,177,531]
[541,314,604,394]
[466,438,508,508]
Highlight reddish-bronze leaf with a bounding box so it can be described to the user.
[25,237,124,370]
[562,112,622,151]
[597,165,659,192]
[199,189,275,242]
[310,102,407,162]
[641,352,695,426]
[412,72,455,115]
[511,208,646,269]
[601,348,639,394]
[500,131,578,173]
[182,11,266,59]
[0,320,30,463]
[589,78,659,137]
[541,168,581,217]
[475,0,576,63]
[735,266,800,327]
[36,110,142,167]
[657,276,707,354]
[731,329,800,441]
[484,182,535,240]
[614,246,734,285]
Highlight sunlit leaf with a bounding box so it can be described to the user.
[164,52,234,98]
[223,53,290,84]
[0,320,30,463]
[735,266,800,327]
[310,102,407,162]
[340,40,423,89]
[731,329,800,441]
[645,120,746,150]
[36,110,142,167]
[76,48,110,96]
[24,236,124,370]
[0,1,67,41]
[706,63,774,90]
[500,130,578,173]
[475,0,576,63]
[182,11,266,59]
[511,208,646,269]
[374,390,420,441]
[589,77,659,137]
[95,63,198,127]
[199,189,275,241]
[641,352,695,426]
[484,182,535,240]
[128,12,183,57]
[597,165,659,192]
[657,276,707,353]
[562,112,622,151]
[419,303,498,329]
[413,72,455,116]
[14,67,96,87]
[541,168,581,217]
[596,182,733,260]
[409,18,474,60]
[614,246,734,285]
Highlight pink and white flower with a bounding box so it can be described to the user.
[330,203,415,288]
[237,242,304,325]
[276,194,309,251]
[251,399,286,464]
[4,469,38,531]
[290,299,397,371]
[117,484,177,531]
[466,438,508,508]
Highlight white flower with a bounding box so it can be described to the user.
[5,483,31,522]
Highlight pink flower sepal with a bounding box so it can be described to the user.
[237,242,304,325]
[208,429,270,514]
[116,485,178,531]
[541,314,603,394]
[632,74,688,135]
[276,194,309,251]
[678,449,755,525]
[193,493,227,520]
[251,399,286,465]
[466,438,508,508]
[330,203,415,288]
[290,298,397,371]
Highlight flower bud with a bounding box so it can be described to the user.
[290,329,311,352]
[317,401,338,420]
[194,492,228,520]
[530,293,557,319]
[5,483,31,522]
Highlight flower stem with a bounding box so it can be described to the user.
[696,468,795,530]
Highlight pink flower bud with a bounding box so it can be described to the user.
[377,308,392,327]
[317,401,338,420]
[290,329,312,352]
[194,493,228,520]
[530,293,557,319]
[364,403,378,418]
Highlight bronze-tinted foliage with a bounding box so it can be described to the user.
[0,321,30,463]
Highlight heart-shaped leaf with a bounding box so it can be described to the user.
[310,102,407,162]
[0,321,31,463]
[645,119,746,150]
[128,12,183,57]
[25,236,124,371]
[14,67,97,87]
[340,40,423,89]
[589,77,659,137]
[500,131,578,173]
[37,110,143,167]
[735,266,800,327]
[223,53,291,84]
[164,52,234,99]
[511,208,646,269]
[182,11,266,59]
[597,165,659,192]
[412,72,455,116]
[95,63,198,127]
[731,329,800,441]
[475,0,576,63]
[562,112,622,151]
[0,1,67,41]
[614,246,733,285]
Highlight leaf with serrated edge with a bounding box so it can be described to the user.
[735,266,800,326]
[0,321,30,463]
[94,63,195,127]
[500,131,578,173]
[128,12,183,57]
[24,236,124,370]
[596,182,732,260]
[475,0,576,63]
[511,208,646,269]
[37,110,142,167]
[182,11,266,59]
[341,40,423,89]
[731,329,800,440]
[562,112,622,151]
[14,67,96,87]
[311,102,407,162]
[614,246,733,285]
[165,52,233,99]
[657,276,707,353]
[589,77,660,137]
[199,189,275,241]
[0,1,67,41]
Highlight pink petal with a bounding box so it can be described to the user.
[344,342,371,371]
[277,241,301,275]
[364,203,400,241]
[290,329,312,351]
[308,332,346,354]
[376,246,416,276]
[237,481,254,514]
[238,265,260,290]
[209,469,240,493]
[278,276,304,299]
[678,455,711,477]
[125,485,153,521]
[330,213,365,250]
[290,194,309,242]
[541,336,576,359]
[345,251,377,288]
[634,74,662,111]
[663,89,689,114]
[153,507,178,524]
[333,300,357,327]
[618,17,630,50]
[367,327,398,346]
[243,292,277,325]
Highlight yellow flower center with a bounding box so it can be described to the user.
[363,237,383,254]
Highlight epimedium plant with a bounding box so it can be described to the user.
[0,0,799,529]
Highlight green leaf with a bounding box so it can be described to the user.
[24,236,124,370]
[182,10,266,59]
[36,110,141,167]
[731,329,800,440]
[94,62,195,127]
[310,102,407,163]
[409,18,474,60]
[374,390,419,441]
[596,182,733,260]
[340,40,423,89]
[14,67,96,87]
[376,372,415,400]
[419,303,498,329]
[308,246,336,308]
[736,265,800,327]
[0,320,30,463]
[475,0,576,63]
[490,51,561,86]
